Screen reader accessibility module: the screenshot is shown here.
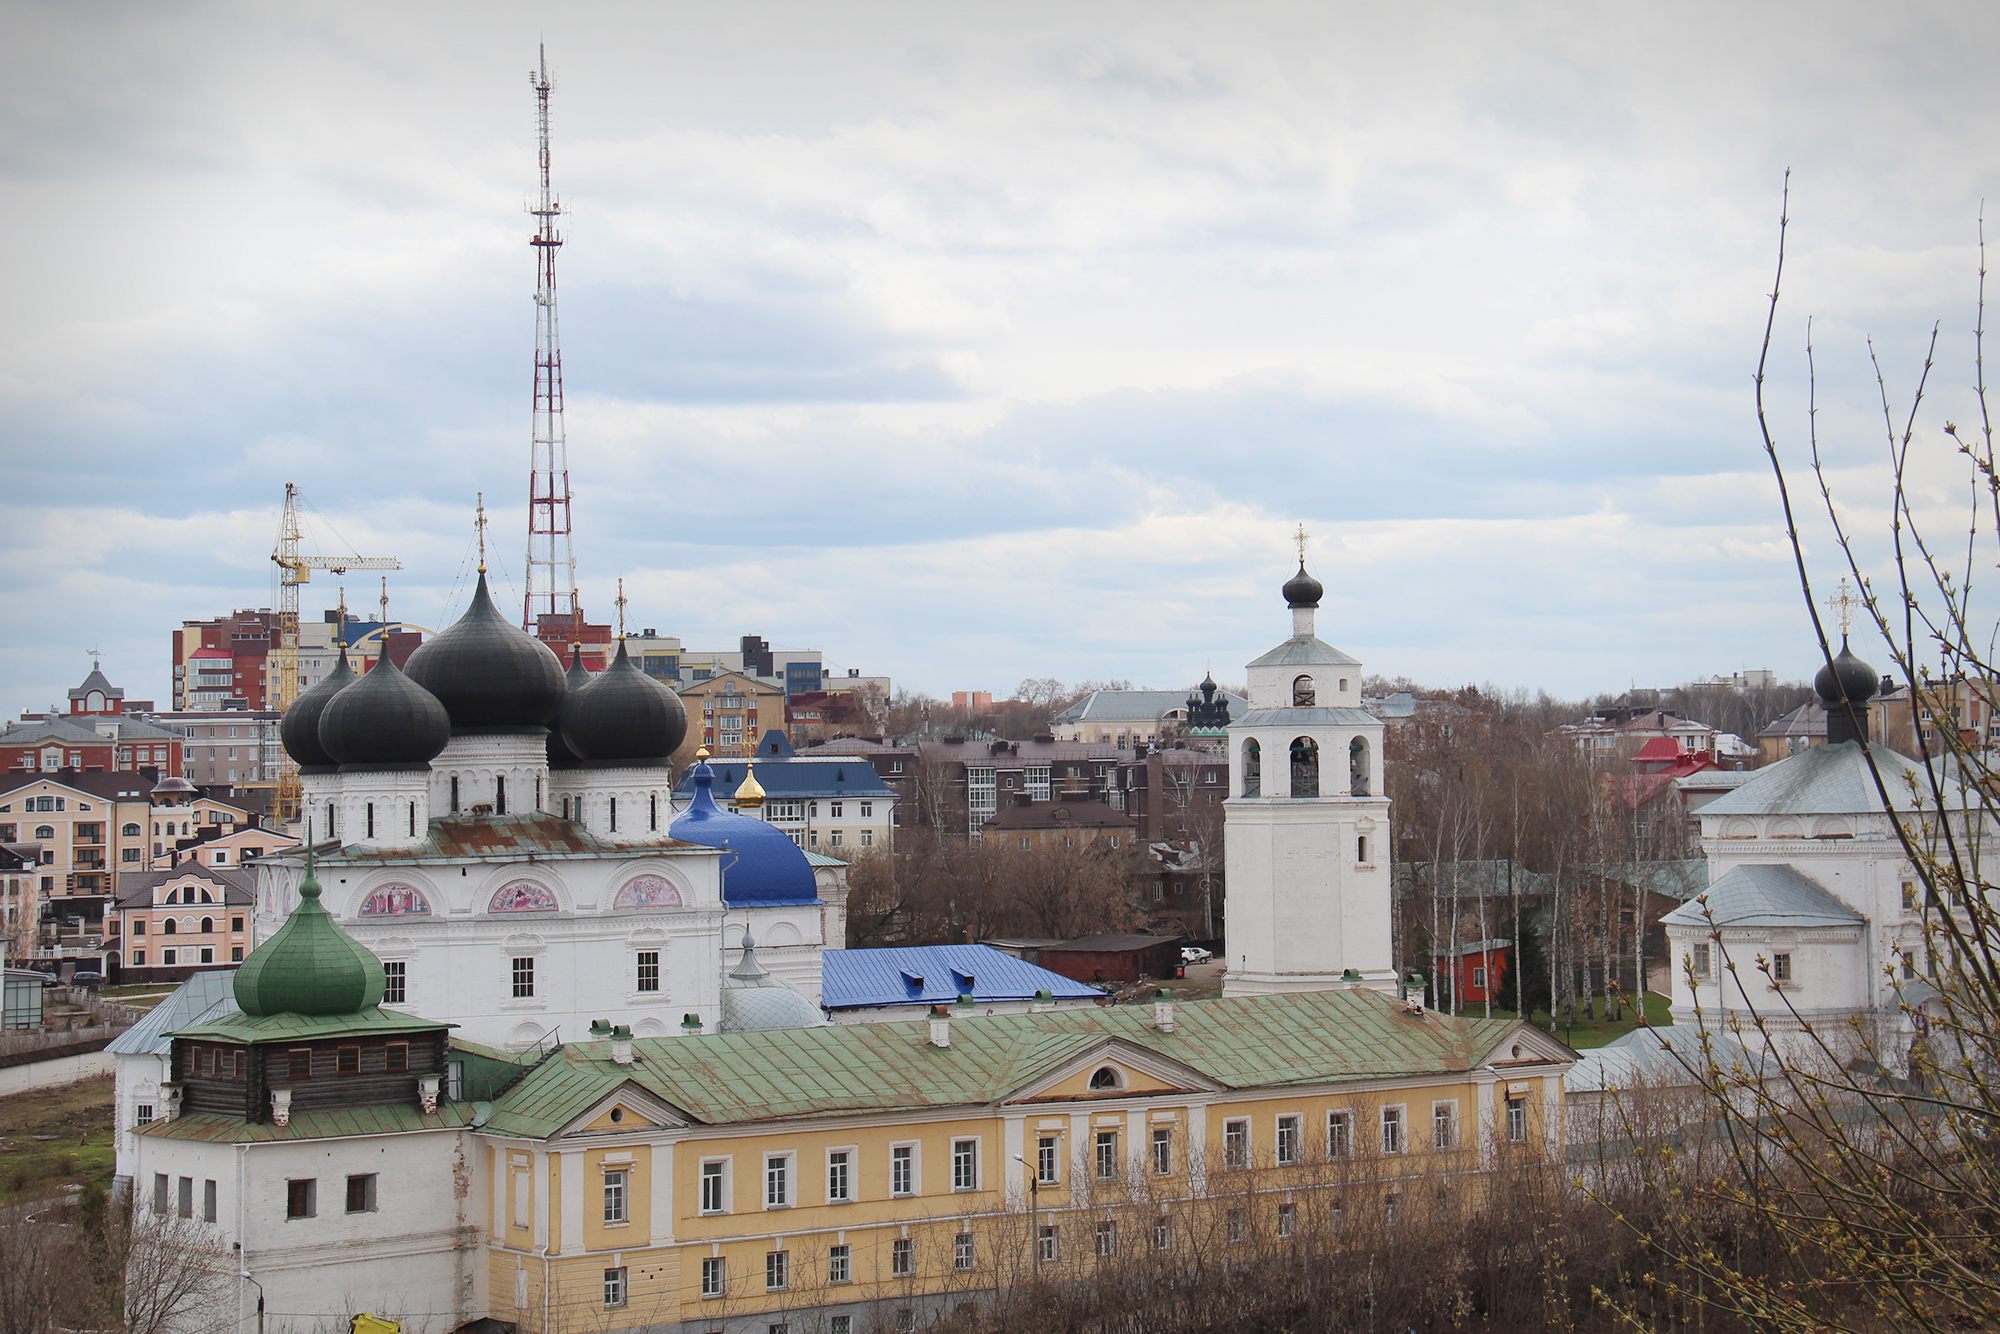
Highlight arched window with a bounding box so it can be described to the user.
[1241,738,1261,797]
[495,775,507,815]
[1290,737,1320,798]
[121,823,141,837]
[1349,736,1371,797]
[1089,1066,1125,1091]
[1293,675,1316,706]
[162,919,177,935]
[33,825,53,840]
[449,776,460,814]
[200,889,213,903]
[200,917,213,934]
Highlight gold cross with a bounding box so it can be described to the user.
[475,492,488,574]
[615,577,628,639]
[1295,523,1310,563]
[379,575,390,627]
[1827,577,1857,636]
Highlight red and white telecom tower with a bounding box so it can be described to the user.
[524,45,581,637]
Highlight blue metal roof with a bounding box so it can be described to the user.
[669,761,821,907]
[822,944,1105,1010]
[674,758,896,801]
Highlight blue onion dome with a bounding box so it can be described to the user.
[669,754,819,906]
[1283,560,1323,609]
[1815,638,1881,705]
[561,640,688,766]
[235,851,385,1016]
[403,570,566,733]
[280,647,355,771]
[548,644,593,769]
[318,643,450,770]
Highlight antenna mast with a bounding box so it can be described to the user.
[525,44,580,633]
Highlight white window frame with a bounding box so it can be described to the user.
[1278,1201,1297,1237]
[1275,1114,1301,1165]
[764,1152,793,1209]
[765,1248,789,1291]
[603,1168,628,1225]
[828,1243,852,1284]
[1094,1129,1118,1180]
[699,1158,730,1215]
[951,1137,979,1191]
[1432,1100,1458,1151]
[825,1146,855,1203]
[890,1141,918,1196]
[701,1256,725,1298]
[1223,1117,1250,1170]
[602,1266,627,1308]
[954,1231,975,1271]
[891,1236,914,1277]
[1327,1109,1354,1159]
[1035,1133,1060,1185]
[1381,1105,1406,1155]
[1095,1219,1117,1256]
[1151,1125,1172,1175]
[1506,1096,1528,1143]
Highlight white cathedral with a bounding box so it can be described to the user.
[263,567,839,1053]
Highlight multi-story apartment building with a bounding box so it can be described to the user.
[0,771,155,972]
[173,608,420,711]
[110,865,256,983]
[681,732,899,853]
[2,664,182,777]
[677,671,787,759]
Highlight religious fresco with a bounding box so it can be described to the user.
[613,874,683,910]
[489,880,558,913]
[359,884,431,917]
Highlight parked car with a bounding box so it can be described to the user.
[69,970,102,987]
[30,972,60,988]
[1180,946,1213,965]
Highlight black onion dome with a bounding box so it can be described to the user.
[319,644,451,770]
[403,571,566,732]
[279,647,355,770]
[561,640,688,765]
[1815,638,1881,705]
[548,644,594,769]
[1283,560,1324,609]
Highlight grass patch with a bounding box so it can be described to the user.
[0,1075,115,1203]
[1434,991,1674,1049]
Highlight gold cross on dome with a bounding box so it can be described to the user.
[475,492,488,574]
[1827,576,1857,636]
[1295,523,1310,563]
[615,577,628,639]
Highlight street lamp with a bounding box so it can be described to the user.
[239,1270,265,1334]
[1012,1153,1040,1283]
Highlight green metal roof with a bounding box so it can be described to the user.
[483,989,1539,1139]
[172,1005,452,1044]
[138,1102,479,1144]
[233,850,384,1017]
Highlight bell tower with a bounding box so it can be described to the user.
[1223,537,1395,995]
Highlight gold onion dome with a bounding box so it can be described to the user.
[734,764,767,809]
[234,851,385,1017]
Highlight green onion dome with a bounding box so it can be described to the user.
[234,853,385,1016]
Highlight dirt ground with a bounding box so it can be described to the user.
[0,1074,115,1203]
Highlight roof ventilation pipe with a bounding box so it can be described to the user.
[1153,988,1175,1033]
[611,1024,634,1065]
[928,1004,951,1048]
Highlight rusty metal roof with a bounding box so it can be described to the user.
[268,814,720,866]
[482,988,1552,1139]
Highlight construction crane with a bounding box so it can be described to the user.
[271,483,399,824]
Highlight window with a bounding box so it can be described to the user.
[383,961,406,1004]
[892,1143,915,1195]
[1385,1194,1400,1227]
[1328,1111,1353,1159]
[830,801,843,818]
[1095,1220,1117,1256]
[132,921,146,936]
[1153,1216,1173,1250]
[1035,1135,1058,1185]
[1903,879,1919,910]
[198,947,213,964]
[135,1103,154,1127]
[827,1150,851,1202]
[153,1174,168,1215]
[1151,1126,1172,1175]
[1771,952,1793,983]
[385,1043,408,1073]
[1433,1101,1458,1151]
[1278,1201,1297,1237]
[832,1319,852,1334]
[230,946,243,962]
[1094,1130,1118,1180]
[286,1178,316,1219]
[604,1170,628,1223]
[1276,1114,1301,1165]
[203,1179,217,1223]
[636,951,659,993]
[131,950,145,965]
[346,1174,377,1213]
[178,1176,193,1218]
[1472,965,1488,990]
[1227,1209,1246,1243]
[163,920,177,935]
[1506,1096,1528,1142]
[1357,835,1369,862]
[952,1138,978,1190]
[829,829,842,847]
[701,1256,725,1298]
[336,1046,360,1075]
[860,802,873,818]
[700,1161,726,1213]
[602,1267,627,1308]
[1903,949,1918,980]
[860,830,873,847]
[1224,1118,1249,1169]
[765,1249,789,1290]
[954,1230,977,1270]
[287,1048,312,1080]
[891,1237,914,1277]
[1689,944,1711,979]
[512,956,535,998]
[764,1154,789,1207]
[1038,1226,1058,1264]
[1381,1106,1405,1155]
[121,848,141,863]
[828,1243,852,1283]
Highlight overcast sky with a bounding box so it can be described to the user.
[5,0,1998,716]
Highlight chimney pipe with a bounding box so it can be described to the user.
[929,1004,951,1048]
[1153,988,1175,1033]
[417,1073,441,1114]
[611,1024,634,1065]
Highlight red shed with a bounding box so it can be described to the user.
[1434,938,1511,1005]
[1035,934,1185,986]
